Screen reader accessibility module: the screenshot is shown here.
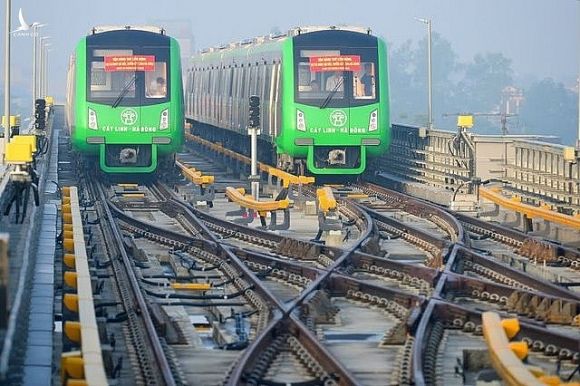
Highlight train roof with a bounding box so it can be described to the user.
[288,25,372,36]
[89,25,166,36]
[195,25,374,57]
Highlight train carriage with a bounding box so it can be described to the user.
[66,26,184,173]
[186,26,390,175]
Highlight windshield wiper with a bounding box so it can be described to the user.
[319,78,343,109]
[111,75,136,108]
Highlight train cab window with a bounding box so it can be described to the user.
[296,51,343,100]
[89,49,136,100]
[293,30,379,107]
[353,62,376,99]
[145,62,167,98]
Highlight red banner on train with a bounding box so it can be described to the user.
[104,55,156,72]
[309,55,361,72]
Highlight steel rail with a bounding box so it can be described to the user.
[455,210,580,263]
[111,195,363,385]
[449,246,580,301]
[94,182,176,386]
[359,181,467,244]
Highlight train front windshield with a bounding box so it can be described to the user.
[86,32,170,106]
[293,30,379,108]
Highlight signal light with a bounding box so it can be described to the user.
[248,95,260,128]
[34,98,46,130]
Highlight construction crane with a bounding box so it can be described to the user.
[443,112,518,135]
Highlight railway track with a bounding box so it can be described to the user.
[60,135,580,385]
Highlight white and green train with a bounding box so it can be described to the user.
[185,26,390,175]
[66,26,184,173]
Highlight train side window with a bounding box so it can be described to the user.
[228,68,234,98]
[145,62,167,98]
[353,62,375,99]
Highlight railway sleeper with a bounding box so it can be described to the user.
[516,238,559,264]
[286,336,336,385]
[276,238,320,260]
[505,291,579,324]
[301,290,339,325]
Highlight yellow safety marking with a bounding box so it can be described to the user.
[63,230,74,240]
[483,312,542,385]
[171,282,212,290]
[117,183,138,188]
[63,254,76,269]
[5,142,33,164]
[226,186,289,212]
[317,187,337,214]
[563,147,576,162]
[63,196,71,205]
[66,379,89,386]
[1,115,20,127]
[61,351,84,380]
[63,223,73,232]
[121,193,145,198]
[63,238,74,254]
[62,204,72,214]
[64,271,78,289]
[64,321,81,343]
[63,186,71,196]
[482,312,580,386]
[63,213,73,225]
[11,135,37,153]
[457,115,474,128]
[501,318,520,339]
[346,193,368,199]
[185,132,315,187]
[508,341,529,360]
[60,187,108,385]
[64,293,79,313]
[480,187,580,230]
[264,165,315,188]
[175,160,215,185]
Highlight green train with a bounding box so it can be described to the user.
[65,26,184,173]
[185,26,390,175]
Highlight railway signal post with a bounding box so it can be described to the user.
[248,95,260,200]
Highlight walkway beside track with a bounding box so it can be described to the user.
[0,107,60,384]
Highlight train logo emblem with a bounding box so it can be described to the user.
[120,108,138,126]
[329,110,347,127]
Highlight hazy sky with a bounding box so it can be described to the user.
[1,0,579,101]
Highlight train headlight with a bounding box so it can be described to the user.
[88,108,98,130]
[368,110,378,132]
[296,110,306,132]
[159,109,169,130]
